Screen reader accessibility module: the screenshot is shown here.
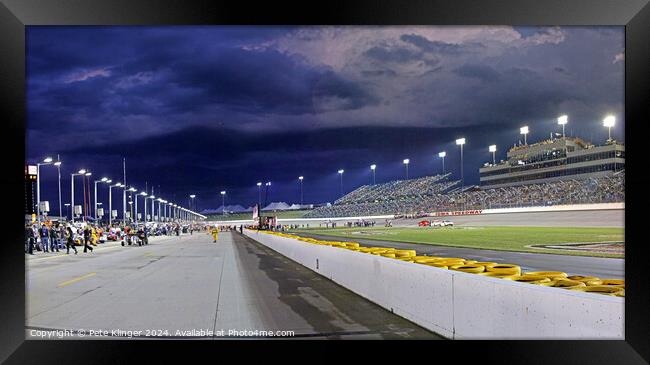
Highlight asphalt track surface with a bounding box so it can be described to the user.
[272,209,625,228]
[26,232,438,339]
[292,232,624,279]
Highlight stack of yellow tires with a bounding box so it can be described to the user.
[255,231,624,297]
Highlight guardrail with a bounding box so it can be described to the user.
[243,230,624,339]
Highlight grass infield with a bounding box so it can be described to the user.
[290,226,624,258]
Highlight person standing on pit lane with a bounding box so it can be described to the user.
[83,224,93,253]
[40,224,50,253]
[65,225,78,254]
[210,226,219,243]
[25,224,35,255]
[49,223,60,252]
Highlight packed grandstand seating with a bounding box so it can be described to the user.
[305,171,625,218]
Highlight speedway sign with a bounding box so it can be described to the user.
[430,210,483,217]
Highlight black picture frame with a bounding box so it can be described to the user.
[1,0,648,363]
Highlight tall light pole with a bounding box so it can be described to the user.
[265,182,271,208]
[370,164,376,185]
[145,194,156,222]
[438,152,446,174]
[557,115,568,138]
[489,145,497,165]
[298,176,304,206]
[139,191,148,223]
[94,177,110,221]
[256,182,262,208]
[64,203,70,220]
[220,191,226,215]
[128,187,137,222]
[108,182,123,226]
[603,115,616,141]
[54,156,62,219]
[455,138,466,189]
[520,126,529,145]
[71,169,89,223]
[403,159,410,180]
[338,170,344,198]
[157,198,164,222]
[36,157,54,224]
[190,194,196,212]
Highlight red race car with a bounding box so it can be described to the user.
[418,220,431,227]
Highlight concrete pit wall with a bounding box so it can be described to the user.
[244,229,624,339]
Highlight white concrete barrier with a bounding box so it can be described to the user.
[244,230,624,339]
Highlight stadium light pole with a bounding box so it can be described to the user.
[603,115,615,141]
[70,169,89,223]
[557,115,568,138]
[455,138,465,189]
[128,187,137,223]
[108,182,122,226]
[438,152,446,174]
[36,157,55,224]
[489,145,497,165]
[403,159,410,180]
[338,170,344,198]
[54,157,62,219]
[94,177,110,221]
[64,203,70,220]
[370,164,376,185]
[520,126,529,145]
[190,194,196,212]
[256,182,262,208]
[145,194,156,222]
[220,191,226,216]
[139,191,148,223]
[298,176,304,206]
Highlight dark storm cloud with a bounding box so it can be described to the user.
[26,26,624,209]
[453,64,501,82]
[400,34,463,54]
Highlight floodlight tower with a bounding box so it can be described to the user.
[455,138,466,189]
[403,159,410,180]
[489,145,497,165]
[557,115,568,138]
[520,126,529,145]
[370,164,376,185]
[438,152,446,174]
[603,115,616,141]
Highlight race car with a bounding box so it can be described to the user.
[418,220,431,227]
[432,220,454,227]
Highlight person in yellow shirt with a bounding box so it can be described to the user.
[210,226,219,242]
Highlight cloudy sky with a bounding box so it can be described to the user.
[26,26,624,213]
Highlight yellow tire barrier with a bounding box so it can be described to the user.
[524,271,568,279]
[549,279,586,288]
[381,253,396,258]
[424,263,448,269]
[486,264,521,276]
[569,285,624,295]
[595,279,625,288]
[463,260,478,264]
[396,257,415,262]
[610,290,625,297]
[566,275,601,284]
[449,264,485,273]
[513,275,552,284]
[473,262,498,268]
[414,258,440,264]
[395,250,417,257]
[345,242,360,248]
[477,272,518,280]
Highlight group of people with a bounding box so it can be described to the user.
[24,222,95,255]
[305,172,626,218]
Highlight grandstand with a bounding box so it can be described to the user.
[305,171,625,218]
